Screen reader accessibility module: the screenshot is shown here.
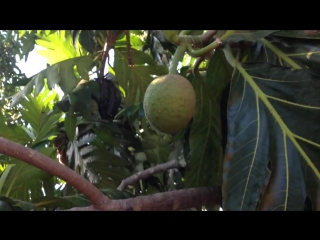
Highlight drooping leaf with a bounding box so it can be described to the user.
[33,112,61,145]
[272,30,320,39]
[0,164,15,194]
[0,159,51,201]
[218,30,279,42]
[223,63,320,211]
[78,30,97,54]
[0,113,32,145]
[114,47,168,107]
[65,110,76,141]
[184,50,232,188]
[10,56,94,107]
[136,118,173,164]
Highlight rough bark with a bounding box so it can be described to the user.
[68,186,221,211]
[0,137,222,211]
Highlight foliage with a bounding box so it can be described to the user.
[0,30,320,211]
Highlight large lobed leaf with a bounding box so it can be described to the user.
[10,56,94,107]
[114,47,168,107]
[36,30,80,65]
[223,62,320,211]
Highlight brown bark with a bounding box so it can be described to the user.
[0,137,222,211]
[0,137,110,209]
[68,186,221,211]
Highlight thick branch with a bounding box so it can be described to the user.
[0,137,109,209]
[117,160,185,191]
[0,137,222,211]
[68,186,221,211]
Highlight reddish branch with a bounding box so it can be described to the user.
[117,160,185,191]
[192,56,205,74]
[0,137,222,211]
[68,186,221,211]
[99,30,125,79]
[0,137,110,209]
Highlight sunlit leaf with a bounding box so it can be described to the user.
[10,56,94,107]
[114,47,168,107]
[36,30,80,65]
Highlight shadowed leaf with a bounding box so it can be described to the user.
[223,63,320,211]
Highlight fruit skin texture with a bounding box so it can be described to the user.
[143,74,196,135]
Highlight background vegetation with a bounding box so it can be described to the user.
[0,30,319,211]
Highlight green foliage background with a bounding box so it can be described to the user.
[0,30,319,211]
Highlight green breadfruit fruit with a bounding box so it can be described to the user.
[143,74,196,135]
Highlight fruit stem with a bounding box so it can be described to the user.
[169,31,192,75]
[186,39,221,58]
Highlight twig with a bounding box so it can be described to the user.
[192,56,205,75]
[99,42,110,80]
[0,137,110,210]
[186,38,222,58]
[117,160,185,191]
[99,30,125,79]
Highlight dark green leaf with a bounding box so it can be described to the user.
[223,63,320,211]
[0,197,22,211]
[219,30,279,42]
[114,47,168,107]
[138,118,173,164]
[65,111,76,141]
[184,51,231,188]
[272,30,320,39]
[79,30,96,54]
[0,160,48,201]
[0,113,32,144]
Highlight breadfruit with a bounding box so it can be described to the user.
[143,74,196,135]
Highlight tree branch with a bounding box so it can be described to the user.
[67,186,221,211]
[117,160,185,191]
[0,137,110,210]
[0,137,222,211]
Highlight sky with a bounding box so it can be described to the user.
[15,45,115,98]
[16,45,115,79]
[16,45,48,78]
